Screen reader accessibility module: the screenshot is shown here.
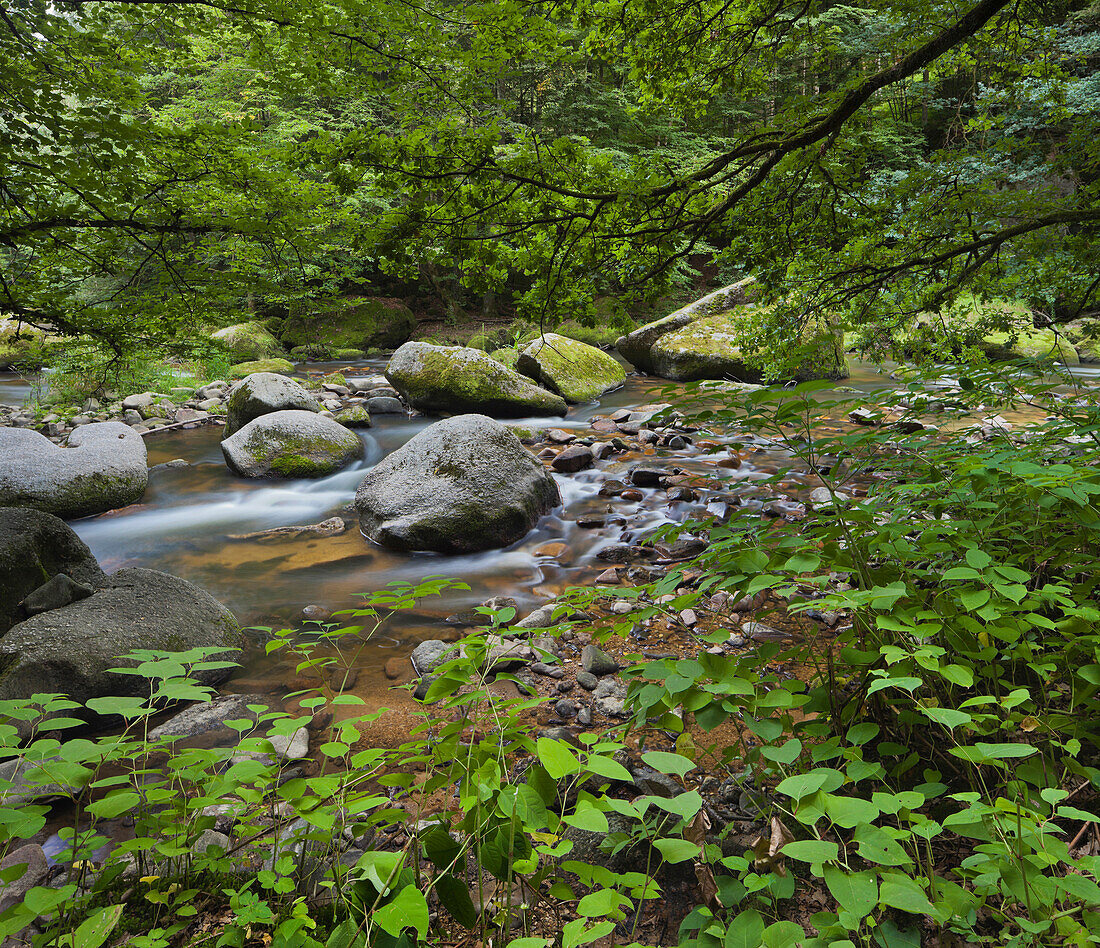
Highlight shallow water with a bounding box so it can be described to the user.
[0,371,33,407]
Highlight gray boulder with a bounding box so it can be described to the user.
[224,373,320,436]
[385,342,567,417]
[0,568,241,735]
[0,423,148,520]
[221,410,362,478]
[355,414,561,553]
[0,507,104,633]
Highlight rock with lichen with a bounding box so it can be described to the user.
[355,414,561,553]
[224,373,320,436]
[517,333,626,403]
[221,410,362,478]
[386,342,567,417]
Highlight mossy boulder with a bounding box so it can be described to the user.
[0,507,105,634]
[280,298,417,352]
[0,567,240,736]
[211,322,284,362]
[228,358,295,379]
[355,414,561,553]
[221,410,362,478]
[619,280,847,383]
[0,423,148,520]
[335,405,372,428]
[490,347,521,370]
[980,328,1080,365]
[517,333,627,403]
[386,342,567,417]
[224,373,320,436]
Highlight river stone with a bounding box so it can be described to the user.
[517,333,626,403]
[224,373,321,436]
[411,639,452,676]
[0,422,148,519]
[385,342,567,417]
[334,405,372,428]
[0,568,241,736]
[617,278,848,382]
[355,414,561,553]
[0,844,48,913]
[0,508,104,633]
[211,321,284,361]
[221,410,362,478]
[19,573,94,618]
[581,643,619,676]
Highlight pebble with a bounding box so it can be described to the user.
[576,671,599,691]
[554,699,578,719]
[620,488,644,502]
[531,662,564,679]
[577,706,593,726]
[551,445,594,473]
[581,644,619,676]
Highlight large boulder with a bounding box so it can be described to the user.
[355,414,561,553]
[517,334,626,403]
[280,297,417,352]
[211,321,284,361]
[228,358,296,379]
[616,278,849,383]
[0,508,104,634]
[221,410,363,478]
[386,342,567,417]
[0,568,240,735]
[224,372,320,436]
[0,423,148,519]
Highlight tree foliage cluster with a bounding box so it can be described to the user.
[1,0,1097,352]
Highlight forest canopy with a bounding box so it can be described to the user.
[1,0,1098,356]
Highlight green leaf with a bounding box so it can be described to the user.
[374,885,428,938]
[781,839,838,863]
[537,737,580,780]
[436,872,479,928]
[762,920,808,947]
[878,873,935,915]
[87,792,140,820]
[823,866,878,919]
[74,904,123,948]
[653,838,701,863]
[584,753,633,783]
[724,908,764,948]
[641,750,696,776]
[776,769,843,800]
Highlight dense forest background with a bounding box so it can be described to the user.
[2,0,1098,362]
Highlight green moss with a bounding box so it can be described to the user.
[334,348,366,360]
[228,358,295,379]
[270,454,322,477]
[210,321,284,361]
[490,347,520,370]
[518,333,626,402]
[280,297,416,351]
[320,371,348,386]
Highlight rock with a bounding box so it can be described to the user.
[221,410,362,478]
[515,604,557,629]
[224,373,321,436]
[616,278,847,382]
[0,422,148,519]
[0,568,240,736]
[149,694,257,741]
[211,321,285,361]
[279,297,417,352]
[229,358,296,379]
[383,656,410,680]
[577,706,593,726]
[582,644,619,676]
[355,414,561,553]
[0,508,104,633]
[517,333,626,403]
[809,486,849,507]
[18,573,94,618]
[534,541,569,560]
[192,830,231,856]
[551,445,594,473]
[366,396,405,414]
[334,405,372,428]
[554,698,578,719]
[743,620,784,639]
[227,517,346,541]
[594,678,627,716]
[385,342,567,417]
[0,844,48,913]
[411,640,453,676]
[532,662,564,679]
[576,671,599,691]
[629,466,671,488]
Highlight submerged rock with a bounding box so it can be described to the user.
[355,414,561,553]
[221,410,362,478]
[224,372,320,436]
[386,342,567,417]
[517,333,626,403]
[0,507,105,633]
[0,568,240,735]
[0,422,148,519]
[617,277,848,382]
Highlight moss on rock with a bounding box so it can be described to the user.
[229,358,296,379]
[386,342,567,417]
[280,297,417,352]
[517,333,627,402]
[211,322,284,362]
[221,410,362,478]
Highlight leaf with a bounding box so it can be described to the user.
[584,753,633,783]
[435,872,478,928]
[537,737,580,780]
[74,904,124,948]
[878,873,935,915]
[87,791,140,820]
[641,750,696,776]
[750,817,795,876]
[724,908,764,948]
[781,839,838,863]
[776,768,843,800]
[823,866,878,919]
[762,920,807,947]
[374,885,428,938]
[653,838,701,863]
